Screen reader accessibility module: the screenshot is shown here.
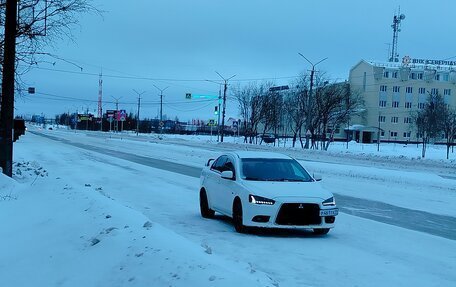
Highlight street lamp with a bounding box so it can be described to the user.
[153,85,169,134]
[215,72,236,143]
[133,89,146,136]
[298,53,328,149]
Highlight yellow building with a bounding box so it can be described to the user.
[348,57,456,143]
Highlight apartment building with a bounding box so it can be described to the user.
[348,57,456,143]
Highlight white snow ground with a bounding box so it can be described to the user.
[1,126,455,286]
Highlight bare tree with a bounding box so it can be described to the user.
[283,75,309,148]
[234,81,272,144]
[442,107,456,159]
[312,81,363,150]
[413,93,447,158]
[0,0,100,79]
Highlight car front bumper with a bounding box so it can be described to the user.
[243,198,338,229]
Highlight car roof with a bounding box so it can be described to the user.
[229,151,292,160]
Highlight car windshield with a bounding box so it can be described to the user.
[241,158,313,182]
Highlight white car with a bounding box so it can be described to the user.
[199,151,338,234]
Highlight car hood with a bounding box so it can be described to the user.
[240,180,333,201]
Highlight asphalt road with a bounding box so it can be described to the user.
[31,131,456,240]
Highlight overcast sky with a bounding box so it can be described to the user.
[15,0,456,121]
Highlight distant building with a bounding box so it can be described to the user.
[348,57,456,143]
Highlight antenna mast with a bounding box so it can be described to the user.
[389,9,406,62]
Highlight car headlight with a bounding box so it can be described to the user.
[322,197,336,206]
[249,194,275,205]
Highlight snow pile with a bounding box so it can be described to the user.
[0,164,274,287]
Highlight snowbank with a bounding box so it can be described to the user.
[0,165,273,287]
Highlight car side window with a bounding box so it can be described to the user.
[211,156,227,172]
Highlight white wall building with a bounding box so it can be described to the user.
[348,57,456,143]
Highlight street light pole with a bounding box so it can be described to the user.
[298,53,328,149]
[215,72,236,143]
[111,96,122,132]
[133,89,146,136]
[153,85,169,134]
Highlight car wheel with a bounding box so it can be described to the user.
[233,199,246,233]
[200,190,215,218]
[313,228,330,235]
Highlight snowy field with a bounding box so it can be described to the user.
[1,126,455,286]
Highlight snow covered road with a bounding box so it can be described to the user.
[7,130,455,287]
[30,130,456,240]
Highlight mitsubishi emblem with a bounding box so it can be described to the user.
[298,204,304,209]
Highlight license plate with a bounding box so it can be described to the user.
[319,209,339,216]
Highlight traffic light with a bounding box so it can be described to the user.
[214,106,218,115]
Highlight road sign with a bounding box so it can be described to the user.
[269,85,289,92]
[117,110,127,121]
[185,93,192,99]
[159,121,164,127]
[208,119,215,126]
[192,94,218,99]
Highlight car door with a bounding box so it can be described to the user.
[205,155,227,211]
[216,156,238,215]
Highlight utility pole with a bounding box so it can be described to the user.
[111,96,122,132]
[0,0,18,177]
[215,72,236,143]
[133,89,146,136]
[217,85,222,142]
[298,53,328,149]
[377,112,381,152]
[98,72,103,131]
[153,85,169,134]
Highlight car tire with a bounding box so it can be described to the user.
[313,228,330,235]
[233,199,246,233]
[200,190,215,218]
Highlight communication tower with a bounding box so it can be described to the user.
[389,10,406,62]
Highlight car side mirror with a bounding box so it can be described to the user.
[313,173,322,181]
[221,170,234,180]
[206,159,215,167]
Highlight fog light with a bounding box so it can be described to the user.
[325,216,336,224]
[252,215,270,223]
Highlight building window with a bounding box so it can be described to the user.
[393,86,400,93]
[418,87,426,94]
[409,73,416,80]
[435,74,441,81]
[379,100,387,107]
[444,89,451,96]
[381,131,385,137]
[391,116,399,123]
[405,87,413,93]
[390,131,398,137]
[380,85,387,92]
[404,117,412,124]
[417,73,423,80]
[378,115,386,123]
[417,133,423,138]
[431,88,439,95]
[443,74,449,81]
[403,132,411,138]
[392,71,398,78]
[384,71,389,78]
[392,101,400,108]
[418,102,426,109]
[405,102,412,108]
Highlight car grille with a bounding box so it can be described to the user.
[275,203,321,226]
